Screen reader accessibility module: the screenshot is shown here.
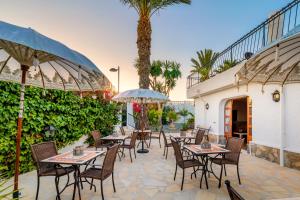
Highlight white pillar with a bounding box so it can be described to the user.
[280,87,285,167]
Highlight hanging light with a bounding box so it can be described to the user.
[33,54,39,67]
[78,66,82,81]
[272,90,280,102]
[33,54,39,71]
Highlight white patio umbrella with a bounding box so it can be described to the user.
[0,21,110,197]
[112,88,168,103]
[112,89,168,153]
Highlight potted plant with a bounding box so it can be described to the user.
[167,110,179,129]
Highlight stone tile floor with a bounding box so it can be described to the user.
[14,140,300,200]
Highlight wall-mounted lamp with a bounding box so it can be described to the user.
[272,90,280,102]
[205,103,209,110]
[244,52,253,60]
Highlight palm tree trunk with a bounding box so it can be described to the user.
[137,14,151,89]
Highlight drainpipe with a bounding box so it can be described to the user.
[280,86,285,167]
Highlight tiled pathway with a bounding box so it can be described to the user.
[13,139,300,200]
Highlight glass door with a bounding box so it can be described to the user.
[224,100,233,139]
[247,97,252,143]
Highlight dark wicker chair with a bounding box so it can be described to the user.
[162,130,172,159]
[210,137,244,188]
[225,180,245,200]
[149,127,162,148]
[120,131,138,163]
[80,144,119,200]
[31,141,74,200]
[91,130,111,150]
[170,138,205,190]
[195,129,205,144]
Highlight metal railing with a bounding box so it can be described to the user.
[187,0,300,88]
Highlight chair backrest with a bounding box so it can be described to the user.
[91,130,101,141]
[195,129,205,145]
[170,137,183,164]
[101,144,119,179]
[225,180,245,200]
[31,141,58,175]
[225,137,244,164]
[120,126,126,136]
[161,130,168,146]
[130,131,138,147]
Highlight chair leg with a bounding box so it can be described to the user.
[223,164,227,176]
[129,149,133,163]
[159,137,161,148]
[218,164,223,188]
[181,169,185,191]
[112,172,116,192]
[35,176,40,200]
[149,137,151,147]
[163,146,166,156]
[80,177,83,189]
[100,180,104,200]
[165,147,168,159]
[122,147,125,158]
[174,165,177,181]
[90,179,94,190]
[134,147,136,158]
[237,165,241,185]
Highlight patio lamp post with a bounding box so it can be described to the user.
[109,66,120,93]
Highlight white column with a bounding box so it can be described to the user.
[280,87,285,166]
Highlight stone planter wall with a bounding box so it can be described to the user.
[284,151,300,170]
[250,143,300,171]
[253,144,280,164]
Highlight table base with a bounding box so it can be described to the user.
[137,149,149,153]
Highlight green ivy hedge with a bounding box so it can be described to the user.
[0,81,119,176]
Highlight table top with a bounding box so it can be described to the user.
[233,132,247,135]
[184,144,230,155]
[168,132,196,139]
[41,150,105,165]
[133,129,151,133]
[101,135,129,141]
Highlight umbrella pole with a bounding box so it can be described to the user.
[13,65,29,199]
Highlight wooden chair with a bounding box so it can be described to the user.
[225,180,245,200]
[162,130,172,159]
[31,141,74,200]
[149,127,162,148]
[210,137,244,188]
[80,144,119,200]
[120,131,138,163]
[170,138,205,190]
[91,130,111,150]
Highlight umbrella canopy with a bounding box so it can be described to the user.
[236,27,300,89]
[0,21,111,91]
[112,88,169,103]
[0,21,111,197]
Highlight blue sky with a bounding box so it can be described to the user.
[0,0,290,100]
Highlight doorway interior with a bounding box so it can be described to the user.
[224,97,252,145]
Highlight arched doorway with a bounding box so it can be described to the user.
[224,96,252,144]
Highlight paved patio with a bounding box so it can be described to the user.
[15,139,300,200]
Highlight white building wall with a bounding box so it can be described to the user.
[285,84,300,153]
[192,81,300,153]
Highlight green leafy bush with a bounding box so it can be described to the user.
[147,109,162,131]
[0,81,119,177]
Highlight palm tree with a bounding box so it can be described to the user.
[163,61,182,96]
[149,60,182,96]
[214,59,239,73]
[190,49,219,81]
[150,60,163,89]
[120,0,191,89]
